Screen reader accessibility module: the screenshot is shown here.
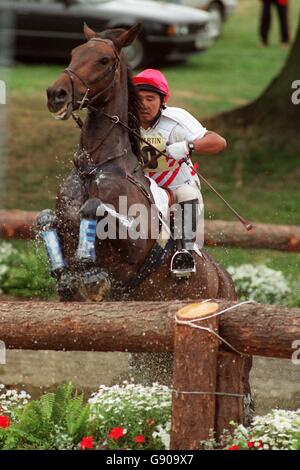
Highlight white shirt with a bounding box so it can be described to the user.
[141,106,206,189]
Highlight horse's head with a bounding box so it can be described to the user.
[47,23,142,120]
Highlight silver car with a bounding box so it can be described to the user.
[0,0,216,68]
[158,0,237,37]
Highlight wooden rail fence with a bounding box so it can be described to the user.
[0,299,299,449]
[1,210,300,251]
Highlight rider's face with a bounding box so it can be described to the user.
[138,90,162,129]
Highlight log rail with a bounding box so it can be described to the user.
[0,300,298,358]
[1,210,300,252]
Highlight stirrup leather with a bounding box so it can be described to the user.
[170,249,196,278]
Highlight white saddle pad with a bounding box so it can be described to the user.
[145,176,169,220]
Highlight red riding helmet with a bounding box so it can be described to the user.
[132,69,169,102]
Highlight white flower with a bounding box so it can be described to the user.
[0,384,31,417]
[227,264,291,304]
[152,423,171,450]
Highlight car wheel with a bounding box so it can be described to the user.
[125,38,145,69]
[208,1,224,38]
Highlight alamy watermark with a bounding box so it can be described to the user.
[291,340,300,365]
[0,340,6,365]
[95,197,204,248]
[291,80,300,105]
[0,80,6,105]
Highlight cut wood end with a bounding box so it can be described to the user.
[177,302,219,320]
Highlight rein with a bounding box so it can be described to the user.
[71,108,170,167]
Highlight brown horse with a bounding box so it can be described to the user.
[44,23,237,304]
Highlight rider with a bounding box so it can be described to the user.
[133,69,227,276]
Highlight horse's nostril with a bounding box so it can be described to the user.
[55,87,67,104]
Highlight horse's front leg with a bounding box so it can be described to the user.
[56,174,109,301]
[72,197,110,301]
[37,169,88,300]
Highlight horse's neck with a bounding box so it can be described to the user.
[81,70,137,171]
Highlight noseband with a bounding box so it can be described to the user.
[63,38,120,112]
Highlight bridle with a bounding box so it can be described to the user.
[63,37,120,113]
[62,38,167,168]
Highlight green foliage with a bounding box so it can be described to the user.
[2,382,90,450]
[292,432,300,450]
[0,241,56,299]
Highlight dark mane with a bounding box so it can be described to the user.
[98,28,142,161]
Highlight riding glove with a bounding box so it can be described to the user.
[166,141,189,160]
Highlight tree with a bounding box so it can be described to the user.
[203,14,300,188]
[208,13,300,146]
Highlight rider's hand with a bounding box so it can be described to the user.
[166,141,189,160]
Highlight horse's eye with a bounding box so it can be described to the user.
[100,57,110,65]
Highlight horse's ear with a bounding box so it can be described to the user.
[84,23,97,41]
[114,23,143,50]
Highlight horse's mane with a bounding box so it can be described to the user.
[98,28,142,161]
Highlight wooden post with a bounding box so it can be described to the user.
[170,302,220,450]
[215,351,248,436]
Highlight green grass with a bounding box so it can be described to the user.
[0,240,56,299]
[207,246,300,279]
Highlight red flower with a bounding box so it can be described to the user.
[257,440,264,449]
[228,445,240,450]
[247,441,255,449]
[0,415,10,429]
[108,427,125,440]
[80,436,94,450]
[133,435,145,444]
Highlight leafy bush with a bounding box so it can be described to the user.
[0,242,18,293]
[1,382,90,450]
[292,431,300,450]
[202,409,300,450]
[0,381,172,450]
[0,241,56,298]
[88,382,172,450]
[227,264,291,305]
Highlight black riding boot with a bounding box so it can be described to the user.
[171,198,198,278]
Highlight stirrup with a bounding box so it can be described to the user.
[170,249,196,279]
